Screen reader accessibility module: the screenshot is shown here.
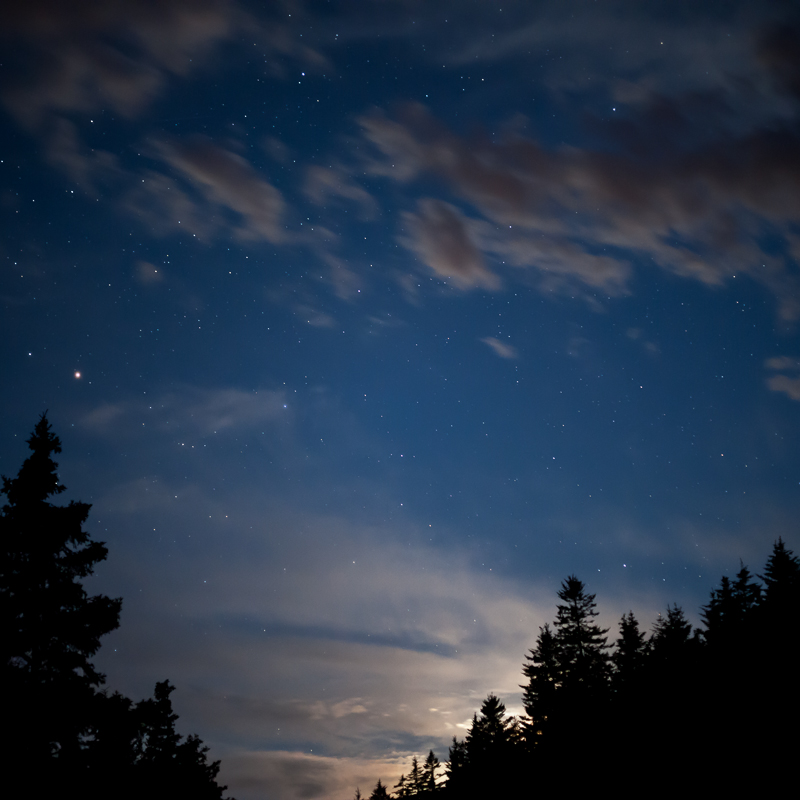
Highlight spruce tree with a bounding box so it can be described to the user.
[0,414,122,788]
[612,611,648,688]
[1,416,233,799]
[422,750,441,794]
[760,537,800,612]
[0,414,121,686]
[521,622,560,741]
[445,736,468,795]
[552,576,610,692]
[369,779,391,799]
[650,604,696,661]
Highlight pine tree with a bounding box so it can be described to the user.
[760,537,800,611]
[552,576,610,692]
[422,750,441,794]
[369,779,391,800]
[393,771,410,798]
[0,414,122,789]
[650,604,695,660]
[132,681,230,800]
[612,611,648,688]
[0,417,233,799]
[445,736,468,793]
[461,694,519,793]
[0,414,121,686]
[407,756,424,795]
[521,622,560,740]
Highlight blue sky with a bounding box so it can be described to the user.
[3,2,800,797]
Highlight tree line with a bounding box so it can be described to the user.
[1,415,233,799]
[3,416,797,798]
[359,542,800,798]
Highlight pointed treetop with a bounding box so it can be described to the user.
[2,413,65,508]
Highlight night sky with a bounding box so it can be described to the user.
[3,2,800,797]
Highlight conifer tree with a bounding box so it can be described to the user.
[131,681,229,800]
[0,414,122,788]
[369,779,391,799]
[422,750,441,793]
[393,771,409,798]
[552,575,610,691]
[408,756,424,795]
[0,416,233,799]
[0,414,121,686]
[760,537,800,611]
[521,622,560,740]
[445,736,468,794]
[650,604,695,660]
[612,611,648,688]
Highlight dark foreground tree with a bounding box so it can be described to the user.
[0,414,121,686]
[1,414,122,787]
[552,575,610,692]
[0,416,232,798]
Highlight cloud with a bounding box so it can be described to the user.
[319,253,364,301]
[480,337,517,360]
[304,165,379,220]
[155,138,286,243]
[360,100,800,315]
[295,304,337,328]
[400,199,500,290]
[80,386,289,437]
[2,0,239,130]
[765,356,800,400]
[134,261,164,285]
[90,493,554,779]
[220,750,409,800]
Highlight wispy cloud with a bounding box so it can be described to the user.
[154,138,286,244]
[80,386,289,437]
[360,96,800,315]
[480,337,517,359]
[400,199,501,290]
[765,356,800,400]
[305,165,379,220]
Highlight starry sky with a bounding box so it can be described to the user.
[3,2,800,797]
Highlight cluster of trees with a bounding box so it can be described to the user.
[1,416,232,799]
[360,543,800,798]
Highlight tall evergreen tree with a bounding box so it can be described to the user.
[407,756,424,795]
[760,537,800,611]
[552,576,610,692]
[461,694,520,793]
[0,414,121,686]
[422,750,441,794]
[445,736,468,795]
[612,611,648,688]
[0,417,233,799]
[0,414,122,789]
[650,604,695,660]
[521,622,560,741]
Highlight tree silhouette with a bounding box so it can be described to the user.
[552,575,610,691]
[0,414,121,686]
[369,779,391,799]
[1,414,122,790]
[422,750,441,794]
[520,622,560,742]
[0,416,232,798]
[355,547,800,799]
[760,537,800,613]
[612,611,648,689]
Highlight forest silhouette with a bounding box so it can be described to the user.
[2,416,798,799]
[359,535,800,796]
